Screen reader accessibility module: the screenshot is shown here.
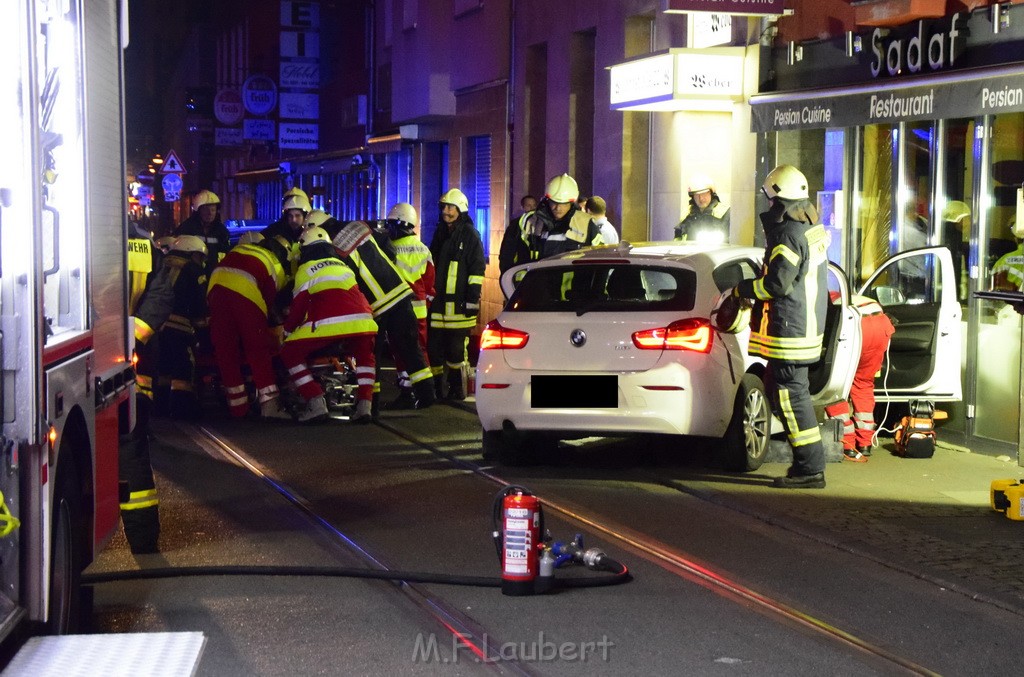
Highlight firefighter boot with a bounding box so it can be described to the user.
[370,392,381,420]
[446,366,467,401]
[433,371,445,400]
[412,378,436,410]
[385,387,417,410]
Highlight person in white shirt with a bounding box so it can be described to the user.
[586,195,619,246]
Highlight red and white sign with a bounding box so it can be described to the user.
[213,89,244,126]
[160,149,186,174]
[663,0,786,15]
[242,74,278,116]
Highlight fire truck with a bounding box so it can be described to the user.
[0,0,134,642]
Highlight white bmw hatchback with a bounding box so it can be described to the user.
[476,242,961,469]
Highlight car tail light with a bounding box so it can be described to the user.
[480,320,529,350]
[632,318,713,353]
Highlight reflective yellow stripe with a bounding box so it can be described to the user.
[120,488,159,511]
[468,275,484,285]
[412,299,427,319]
[770,244,800,267]
[209,267,268,314]
[752,279,771,301]
[408,367,433,384]
[446,262,459,295]
[285,313,378,341]
[134,319,156,344]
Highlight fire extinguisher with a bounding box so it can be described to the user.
[493,485,543,596]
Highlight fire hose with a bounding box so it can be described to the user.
[82,485,632,595]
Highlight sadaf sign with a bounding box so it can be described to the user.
[663,0,787,15]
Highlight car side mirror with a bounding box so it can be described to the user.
[873,285,905,306]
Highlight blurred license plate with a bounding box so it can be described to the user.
[531,375,618,408]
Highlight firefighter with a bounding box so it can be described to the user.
[429,189,486,400]
[123,235,181,554]
[383,202,435,409]
[207,232,293,419]
[825,295,896,461]
[174,189,231,273]
[281,226,379,423]
[155,235,210,420]
[261,187,310,246]
[674,173,730,243]
[515,174,600,261]
[310,210,436,413]
[733,164,829,489]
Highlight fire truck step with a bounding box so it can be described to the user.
[3,631,205,676]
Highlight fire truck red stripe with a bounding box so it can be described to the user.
[42,331,93,366]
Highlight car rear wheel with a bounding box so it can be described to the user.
[721,374,771,472]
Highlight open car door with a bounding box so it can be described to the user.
[857,246,962,402]
[810,262,861,407]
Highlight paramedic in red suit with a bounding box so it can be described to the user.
[280,226,379,424]
[825,294,896,461]
[207,232,291,419]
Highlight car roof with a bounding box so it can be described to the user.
[535,241,764,272]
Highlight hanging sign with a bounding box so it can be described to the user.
[242,74,278,115]
[162,172,183,202]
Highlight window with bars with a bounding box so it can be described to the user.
[467,135,491,257]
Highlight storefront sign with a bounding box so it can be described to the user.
[663,0,786,16]
[281,1,320,28]
[213,89,244,126]
[610,48,745,111]
[281,30,319,59]
[242,74,278,116]
[610,54,674,107]
[751,66,1024,132]
[280,92,319,120]
[215,127,244,146]
[689,13,732,49]
[280,62,320,89]
[870,13,963,78]
[243,118,276,141]
[280,122,318,150]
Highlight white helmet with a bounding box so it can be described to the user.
[299,226,331,248]
[154,236,176,253]
[171,235,208,257]
[237,231,264,246]
[387,202,419,227]
[762,165,809,200]
[687,172,714,195]
[545,173,579,204]
[439,188,469,214]
[193,189,220,209]
[283,194,312,214]
[305,209,331,229]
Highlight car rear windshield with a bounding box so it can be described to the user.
[506,264,696,313]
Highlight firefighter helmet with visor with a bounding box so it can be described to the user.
[761,165,809,200]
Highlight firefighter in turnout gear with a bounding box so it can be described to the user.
[384,202,436,409]
[311,211,436,413]
[515,174,599,262]
[825,295,896,461]
[281,226,379,423]
[429,189,486,400]
[207,232,292,419]
[261,187,310,249]
[734,164,829,489]
[123,236,179,553]
[152,235,210,420]
[173,189,231,274]
[674,173,730,243]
